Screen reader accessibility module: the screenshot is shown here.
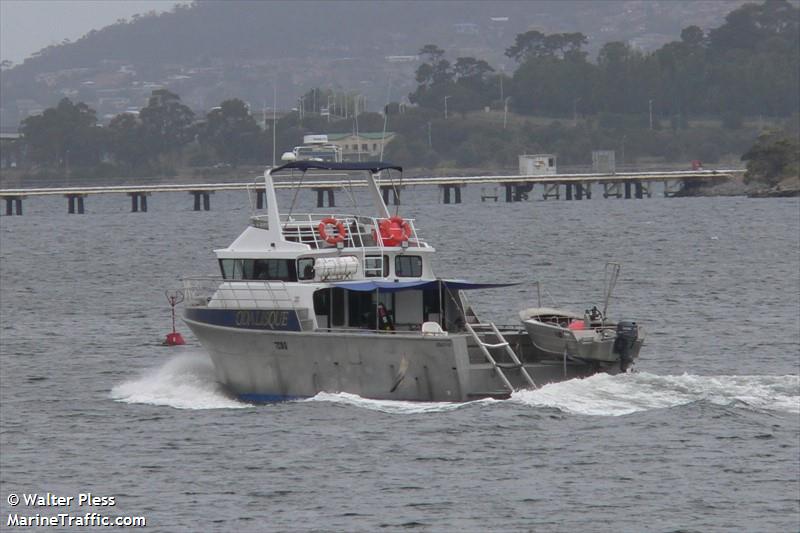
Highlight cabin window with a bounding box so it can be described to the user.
[395,255,422,277]
[331,288,345,326]
[348,291,376,328]
[362,144,368,151]
[220,259,236,280]
[297,258,315,280]
[313,289,330,329]
[218,259,297,281]
[364,255,389,277]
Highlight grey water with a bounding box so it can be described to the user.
[1,185,798,532]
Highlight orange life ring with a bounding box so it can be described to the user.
[317,217,347,245]
[378,216,412,246]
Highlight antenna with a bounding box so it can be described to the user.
[272,82,277,168]
[602,262,621,317]
[380,75,392,161]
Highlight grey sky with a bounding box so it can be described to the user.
[1,0,190,64]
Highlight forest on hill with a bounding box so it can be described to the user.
[2,1,798,187]
[0,0,749,120]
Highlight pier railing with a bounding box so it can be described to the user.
[0,168,744,215]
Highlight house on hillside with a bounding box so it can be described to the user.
[324,132,396,160]
[0,127,24,169]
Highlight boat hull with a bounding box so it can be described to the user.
[185,318,623,402]
[522,319,644,366]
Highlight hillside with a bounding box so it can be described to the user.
[0,0,748,126]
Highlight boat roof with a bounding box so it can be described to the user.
[331,279,519,292]
[270,161,402,174]
[519,307,585,321]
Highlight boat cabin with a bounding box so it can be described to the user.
[184,161,502,335]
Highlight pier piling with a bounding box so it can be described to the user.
[67,194,86,214]
[381,186,400,205]
[190,191,212,211]
[4,196,23,215]
[315,188,336,208]
[128,192,149,212]
[504,183,533,202]
[603,182,622,198]
[441,185,462,204]
[542,183,560,200]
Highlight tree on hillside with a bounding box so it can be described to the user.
[409,45,455,110]
[680,25,706,47]
[20,98,103,168]
[201,99,263,166]
[409,45,501,114]
[741,130,800,186]
[453,57,495,89]
[139,89,195,161]
[108,112,149,170]
[414,44,453,89]
[505,31,588,62]
[508,30,594,117]
[653,26,709,118]
[595,42,650,115]
[708,0,799,53]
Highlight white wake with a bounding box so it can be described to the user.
[111,355,799,417]
[510,372,800,416]
[110,353,250,410]
[304,391,489,414]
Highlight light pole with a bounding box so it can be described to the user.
[264,105,273,164]
[649,99,653,130]
[444,95,451,119]
[573,97,581,127]
[427,122,432,148]
[503,97,510,129]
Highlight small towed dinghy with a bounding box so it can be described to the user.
[519,264,644,371]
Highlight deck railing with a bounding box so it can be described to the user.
[250,212,427,251]
[182,277,298,310]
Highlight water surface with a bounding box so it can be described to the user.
[1,189,798,532]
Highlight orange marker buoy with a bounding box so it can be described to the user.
[164,290,186,346]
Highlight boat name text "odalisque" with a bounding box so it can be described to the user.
[235,310,290,328]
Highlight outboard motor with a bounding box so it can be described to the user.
[614,321,639,371]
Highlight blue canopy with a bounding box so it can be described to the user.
[330,279,518,292]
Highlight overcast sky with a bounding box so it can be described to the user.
[1,0,190,64]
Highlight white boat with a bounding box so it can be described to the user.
[181,161,644,402]
[519,308,643,370]
[519,265,644,371]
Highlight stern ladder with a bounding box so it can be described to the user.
[465,322,538,393]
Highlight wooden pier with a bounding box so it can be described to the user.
[0,169,739,215]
